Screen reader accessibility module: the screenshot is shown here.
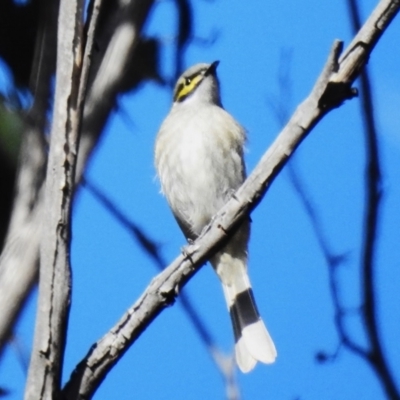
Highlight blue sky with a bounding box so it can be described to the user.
[1,0,400,399]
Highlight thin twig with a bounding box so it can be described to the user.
[346,0,399,398]
[288,168,368,359]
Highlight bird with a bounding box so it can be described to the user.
[154,61,277,372]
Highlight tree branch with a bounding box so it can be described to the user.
[25,0,85,397]
[0,0,157,366]
[346,0,399,398]
[0,0,158,363]
[62,1,400,397]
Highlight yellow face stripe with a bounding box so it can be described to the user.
[173,73,205,103]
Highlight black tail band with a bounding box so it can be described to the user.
[229,288,261,342]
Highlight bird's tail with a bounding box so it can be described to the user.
[211,250,277,373]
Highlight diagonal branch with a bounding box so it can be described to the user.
[62,1,400,397]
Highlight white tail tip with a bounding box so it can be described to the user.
[235,320,277,372]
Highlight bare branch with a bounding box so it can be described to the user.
[0,0,159,363]
[345,0,399,398]
[77,0,103,117]
[62,1,400,397]
[0,0,158,359]
[337,0,400,83]
[25,0,85,397]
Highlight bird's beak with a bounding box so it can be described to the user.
[205,60,220,76]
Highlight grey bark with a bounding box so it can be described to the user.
[24,0,84,397]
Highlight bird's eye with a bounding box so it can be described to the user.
[185,77,191,85]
